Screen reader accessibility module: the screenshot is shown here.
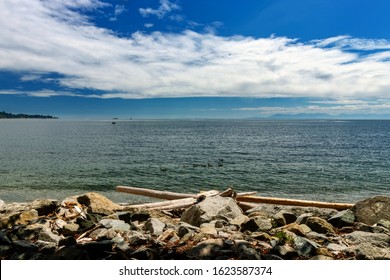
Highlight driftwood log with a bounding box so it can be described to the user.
[236,196,354,210]
[116,185,354,211]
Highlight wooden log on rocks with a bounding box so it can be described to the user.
[121,190,220,211]
[116,185,256,200]
[236,195,354,210]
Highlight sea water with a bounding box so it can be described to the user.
[0,119,389,203]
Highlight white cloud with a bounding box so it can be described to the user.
[139,0,180,19]
[110,4,126,21]
[0,0,390,101]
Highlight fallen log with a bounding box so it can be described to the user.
[121,190,220,211]
[116,185,256,200]
[236,195,354,210]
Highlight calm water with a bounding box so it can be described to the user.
[0,119,389,203]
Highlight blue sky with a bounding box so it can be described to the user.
[1,0,390,119]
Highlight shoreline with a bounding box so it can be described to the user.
[1,192,389,260]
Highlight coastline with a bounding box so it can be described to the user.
[1,192,389,260]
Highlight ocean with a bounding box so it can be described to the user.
[0,119,389,203]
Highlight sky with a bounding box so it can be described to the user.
[1,0,390,119]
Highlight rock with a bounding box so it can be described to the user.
[305,216,335,234]
[144,218,166,236]
[188,238,225,259]
[13,240,40,252]
[343,231,390,260]
[273,244,297,258]
[378,219,390,230]
[61,223,80,236]
[76,192,122,215]
[38,227,62,243]
[127,231,153,246]
[240,217,273,232]
[272,223,311,237]
[30,199,59,216]
[328,209,355,228]
[352,196,390,226]
[235,240,261,260]
[99,219,131,232]
[326,243,348,252]
[273,211,297,226]
[181,196,246,227]
[58,236,77,247]
[296,213,313,224]
[0,231,12,245]
[293,235,320,257]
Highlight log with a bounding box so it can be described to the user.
[121,190,220,211]
[116,185,196,200]
[116,185,255,200]
[236,195,354,210]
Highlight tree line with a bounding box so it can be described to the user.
[0,111,58,119]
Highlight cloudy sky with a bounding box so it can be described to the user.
[1,0,390,119]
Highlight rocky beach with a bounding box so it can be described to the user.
[1,191,389,260]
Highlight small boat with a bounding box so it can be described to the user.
[112,122,116,124]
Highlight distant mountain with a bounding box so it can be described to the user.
[268,113,333,119]
[0,111,58,119]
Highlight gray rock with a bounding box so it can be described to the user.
[305,216,335,234]
[327,243,348,252]
[181,196,246,227]
[296,213,313,225]
[352,196,390,226]
[38,227,62,243]
[144,218,166,235]
[99,219,130,232]
[61,223,80,236]
[240,217,273,232]
[127,231,153,246]
[328,209,355,228]
[188,238,224,259]
[235,240,261,260]
[343,231,390,260]
[273,211,297,226]
[0,231,12,245]
[293,235,320,257]
[378,219,390,230]
[273,244,298,258]
[13,240,39,252]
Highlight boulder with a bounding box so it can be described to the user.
[352,196,390,226]
[180,196,246,227]
[343,231,390,260]
[144,218,166,236]
[328,209,355,228]
[305,216,335,234]
[76,192,122,215]
[240,217,273,232]
[273,211,297,226]
[99,219,131,232]
[292,235,320,257]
